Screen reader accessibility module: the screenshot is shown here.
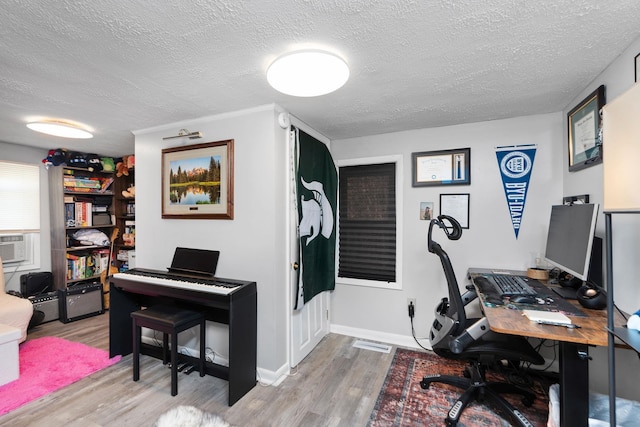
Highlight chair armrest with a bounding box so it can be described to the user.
[461,287,477,306]
[449,317,490,354]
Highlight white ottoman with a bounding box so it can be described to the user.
[0,323,21,386]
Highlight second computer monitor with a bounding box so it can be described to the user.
[544,203,599,281]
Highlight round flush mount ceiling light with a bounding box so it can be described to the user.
[267,50,349,97]
[27,120,93,139]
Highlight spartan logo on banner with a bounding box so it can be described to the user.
[495,145,537,239]
[295,128,338,309]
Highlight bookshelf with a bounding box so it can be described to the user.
[49,166,115,291]
[113,167,135,272]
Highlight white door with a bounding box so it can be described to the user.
[288,125,330,367]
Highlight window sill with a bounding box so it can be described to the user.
[336,276,401,290]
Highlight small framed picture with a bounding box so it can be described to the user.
[440,193,469,229]
[412,148,470,187]
[567,85,605,172]
[635,53,640,83]
[420,202,434,220]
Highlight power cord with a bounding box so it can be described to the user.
[410,316,431,351]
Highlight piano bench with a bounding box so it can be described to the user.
[131,304,206,396]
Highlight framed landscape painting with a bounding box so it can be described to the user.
[161,139,234,219]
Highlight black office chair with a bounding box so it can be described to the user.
[420,215,544,427]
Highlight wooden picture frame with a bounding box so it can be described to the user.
[411,148,470,187]
[161,139,234,219]
[440,193,470,229]
[567,85,605,172]
[635,52,640,83]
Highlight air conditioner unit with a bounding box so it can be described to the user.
[0,234,26,264]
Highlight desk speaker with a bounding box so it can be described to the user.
[577,283,607,310]
[29,291,59,323]
[58,282,104,323]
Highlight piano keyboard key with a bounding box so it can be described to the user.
[113,270,238,295]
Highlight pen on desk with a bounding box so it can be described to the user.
[535,320,581,329]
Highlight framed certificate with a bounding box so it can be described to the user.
[440,193,470,229]
[567,85,605,172]
[411,148,470,186]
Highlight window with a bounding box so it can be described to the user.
[337,156,402,289]
[0,161,40,232]
[0,161,41,269]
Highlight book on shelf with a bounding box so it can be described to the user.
[99,177,114,192]
[74,201,93,227]
[62,175,114,193]
[65,250,108,280]
[65,203,75,227]
[66,201,111,227]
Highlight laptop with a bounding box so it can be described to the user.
[167,247,220,278]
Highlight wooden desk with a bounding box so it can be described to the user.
[468,268,622,427]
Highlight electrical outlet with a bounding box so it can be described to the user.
[407,298,416,318]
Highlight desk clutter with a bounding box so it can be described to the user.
[474,272,587,317]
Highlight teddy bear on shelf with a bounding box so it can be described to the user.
[122,232,135,246]
[115,156,129,177]
[122,185,135,198]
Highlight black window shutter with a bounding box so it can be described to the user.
[338,163,396,282]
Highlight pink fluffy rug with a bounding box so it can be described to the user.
[0,336,121,415]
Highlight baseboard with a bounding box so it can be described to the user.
[258,362,289,386]
[139,336,287,386]
[330,323,432,351]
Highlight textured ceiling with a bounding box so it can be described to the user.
[1,1,640,157]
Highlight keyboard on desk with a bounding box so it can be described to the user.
[488,274,537,297]
[113,268,240,295]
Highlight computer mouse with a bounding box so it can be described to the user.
[511,295,536,304]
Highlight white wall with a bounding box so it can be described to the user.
[330,113,564,346]
[562,36,640,400]
[0,141,52,291]
[132,105,290,379]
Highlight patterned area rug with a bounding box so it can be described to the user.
[368,348,551,426]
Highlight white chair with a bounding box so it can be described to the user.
[0,257,35,343]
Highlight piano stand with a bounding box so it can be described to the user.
[109,276,257,406]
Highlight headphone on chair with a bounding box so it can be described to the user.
[436,215,463,240]
[427,215,462,254]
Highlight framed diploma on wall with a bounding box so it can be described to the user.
[440,193,470,229]
[411,147,471,187]
[567,85,605,172]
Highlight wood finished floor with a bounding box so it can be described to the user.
[1,313,397,427]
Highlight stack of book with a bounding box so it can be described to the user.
[63,171,113,193]
[66,250,109,280]
[64,200,93,227]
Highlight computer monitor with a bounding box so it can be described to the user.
[544,203,599,281]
